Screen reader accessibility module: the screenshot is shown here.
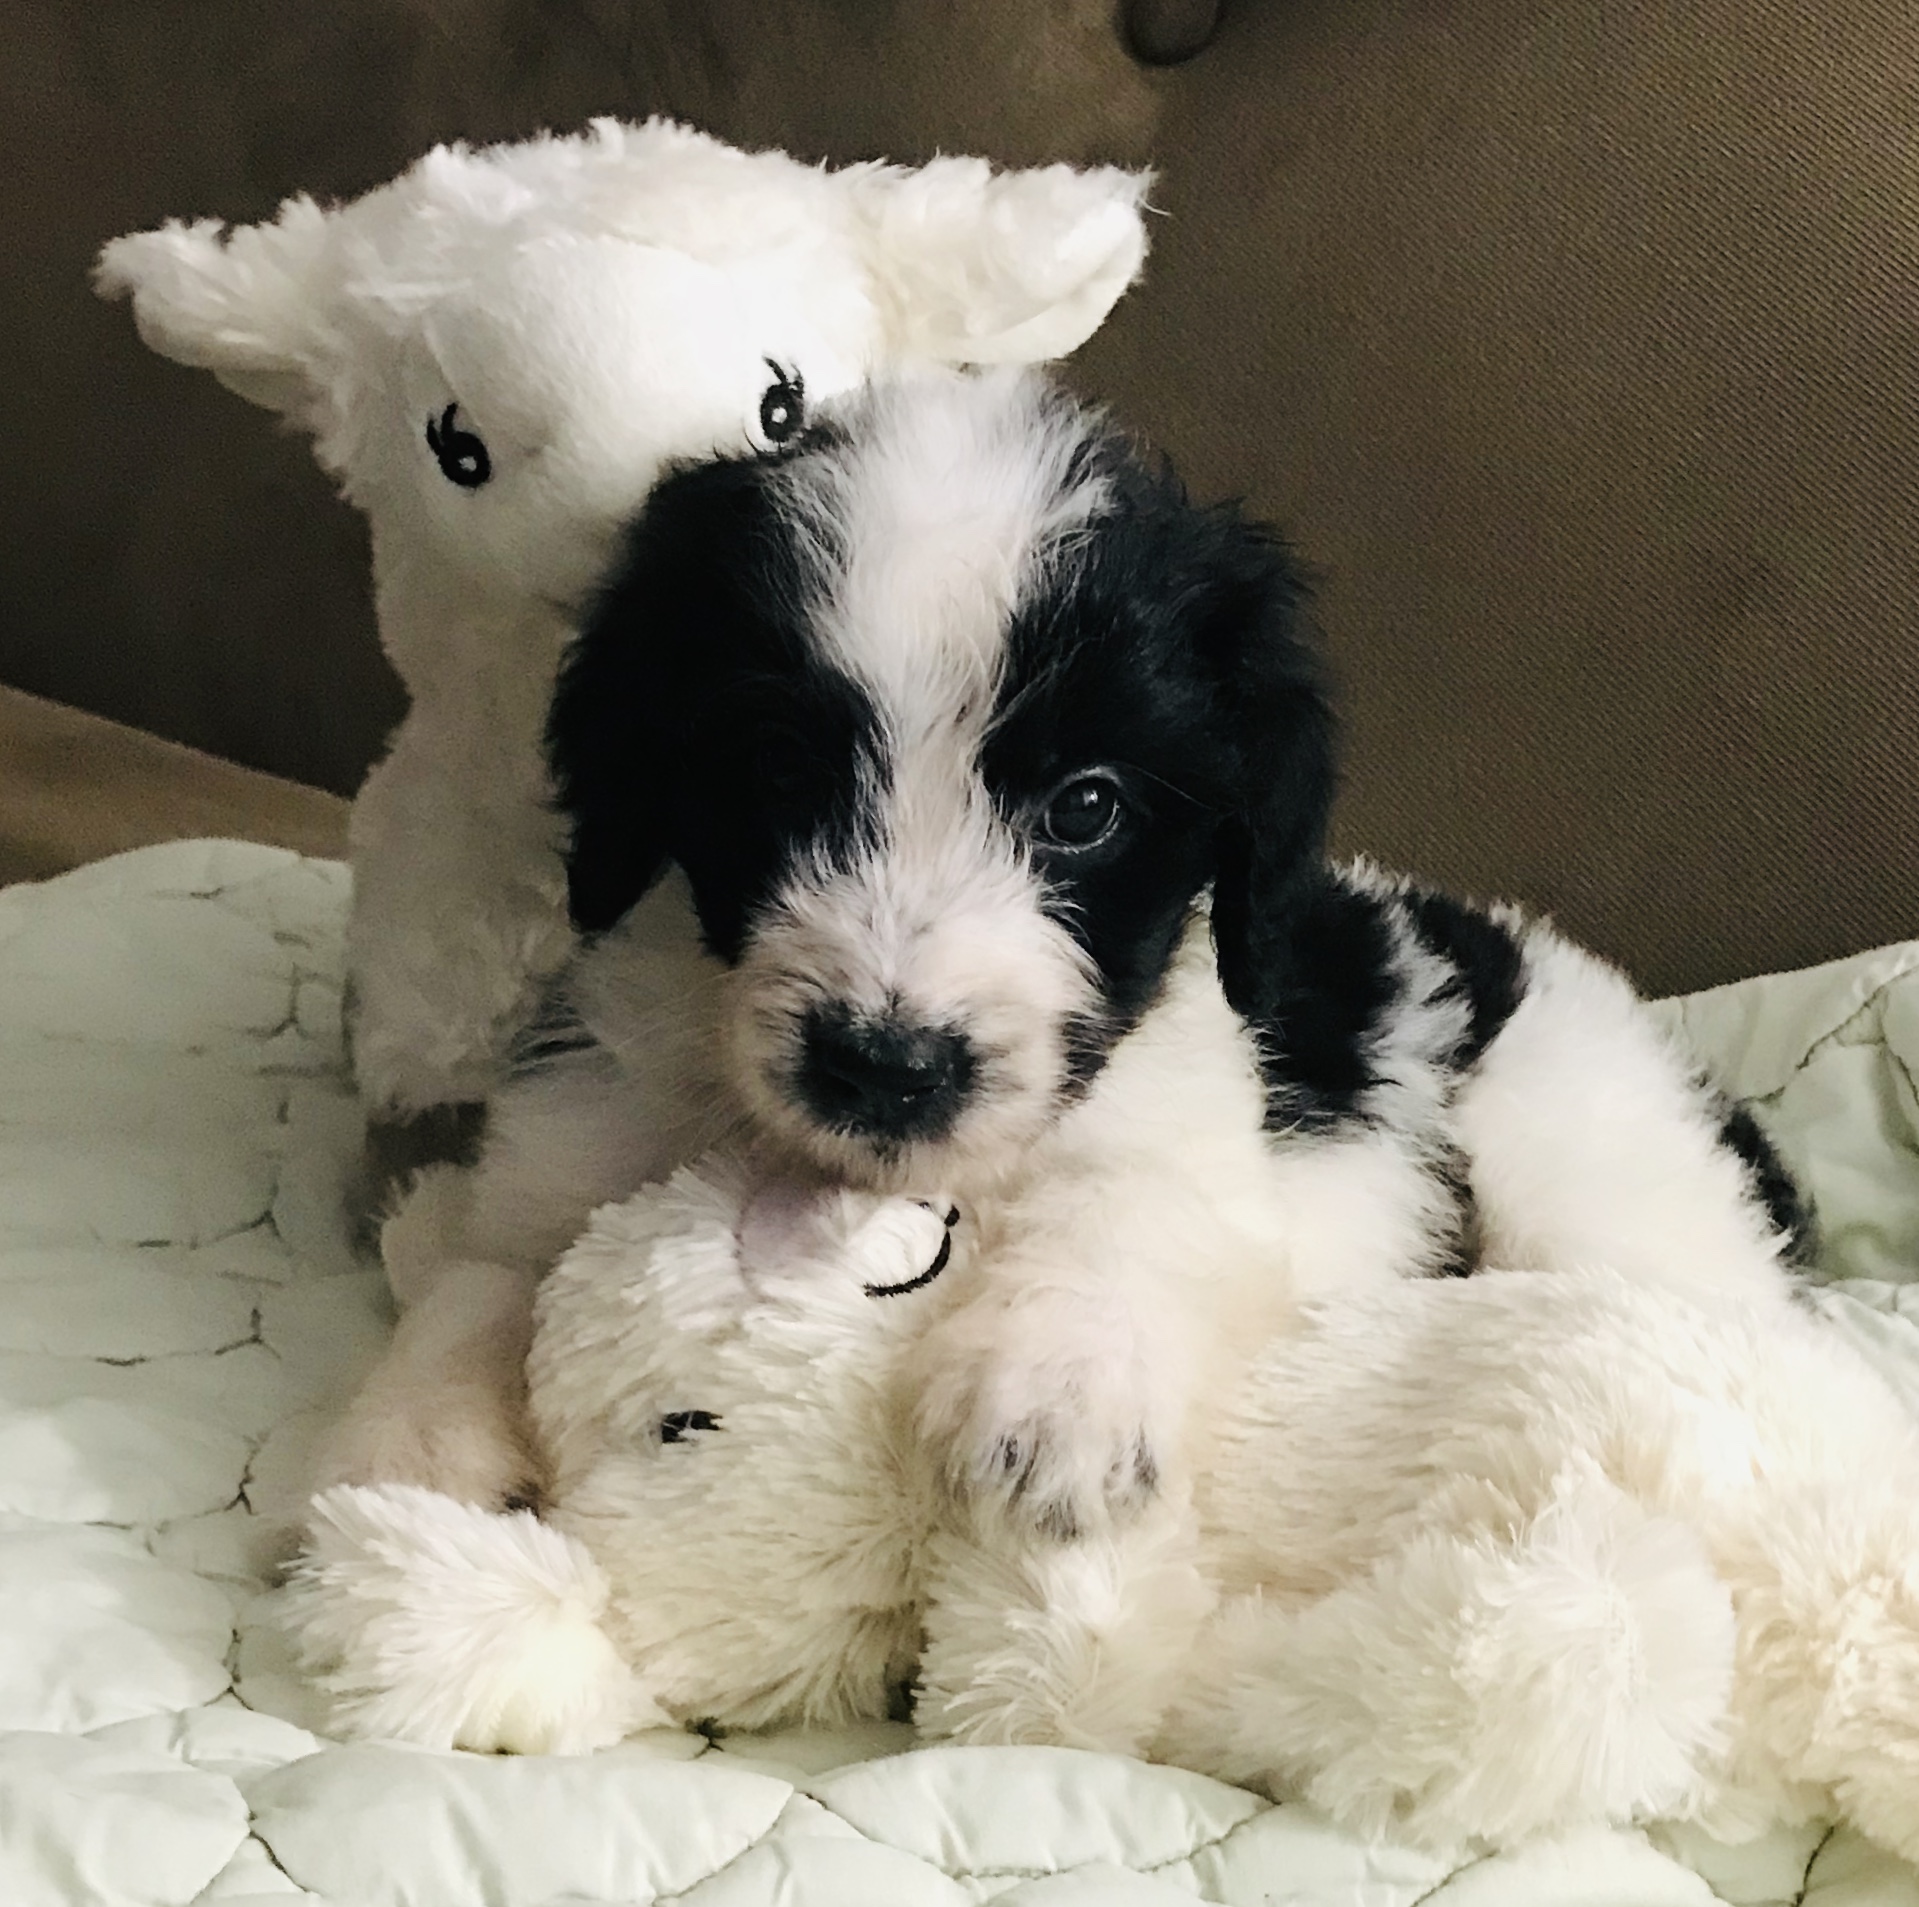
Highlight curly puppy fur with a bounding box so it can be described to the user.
[316,366,1807,1533]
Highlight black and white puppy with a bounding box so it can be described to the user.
[320,367,1807,1528]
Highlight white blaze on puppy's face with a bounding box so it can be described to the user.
[548,366,1320,1192]
[727,374,1113,1184]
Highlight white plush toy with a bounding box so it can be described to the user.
[290,1153,1919,1865]
[96,119,1150,1133]
[290,1156,970,1752]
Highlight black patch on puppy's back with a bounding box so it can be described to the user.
[1231,876,1524,1141]
[1716,1099,1817,1265]
[1402,888,1527,1069]
[1243,873,1402,1132]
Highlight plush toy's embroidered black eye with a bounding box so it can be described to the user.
[1038,772,1127,852]
[758,360,805,446]
[425,403,491,488]
[660,1409,722,1443]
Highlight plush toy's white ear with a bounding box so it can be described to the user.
[94,197,336,418]
[853,159,1152,366]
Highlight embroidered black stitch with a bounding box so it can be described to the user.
[426,403,491,487]
[865,1227,952,1298]
[660,1409,723,1443]
[758,360,805,445]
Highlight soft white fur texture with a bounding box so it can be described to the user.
[96,121,1150,1117]
[307,369,1798,1536]
[287,1481,653,1754]
[318,880,1794,1526]
[1136,1267,1919,1857]
[292,1158,960,1747]
[288,1159,1919,1866]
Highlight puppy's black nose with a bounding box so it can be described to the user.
[796,1007,976,1144]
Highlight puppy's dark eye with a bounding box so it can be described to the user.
[758,360,805,446]
[425,404,491,488]
[1039,773,1127,852]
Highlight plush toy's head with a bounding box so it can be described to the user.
[96,119,1151,661]
[530,1157,965,1732]
[290,1155,966,1753]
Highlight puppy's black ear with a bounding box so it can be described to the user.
[548,444,830,941]
[1192,512,1338,1021]
[547,587,670,937]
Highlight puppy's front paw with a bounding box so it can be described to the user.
[916,1300,1166,1539]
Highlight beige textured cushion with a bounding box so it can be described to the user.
[0,686,346,886]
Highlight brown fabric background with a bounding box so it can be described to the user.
[6,0,1918,992]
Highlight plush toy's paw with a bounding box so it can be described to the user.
[310,1386,544,1514]
[918,1503,1214,1754]
[285,1484,663,1755]
[915,1290,1166,1540]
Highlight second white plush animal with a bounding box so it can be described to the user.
[291,1156,968,1753]
[97,119,1150,1130]
[290,1154,1919,1867]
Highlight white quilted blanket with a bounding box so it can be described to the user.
[5,840,1919,1907]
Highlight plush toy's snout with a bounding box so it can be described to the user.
[655,1199,957,1445]
[734,1178,961,1301]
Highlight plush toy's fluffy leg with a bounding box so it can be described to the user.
[916,1500,1214,1754]
[1722,1482,1919,1865]
[346,700,572,1120]
[285,1484,660,1755]
[310,1167,544,1508]
[310,1258,544,1509]
[1158,1469,1735,1852]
